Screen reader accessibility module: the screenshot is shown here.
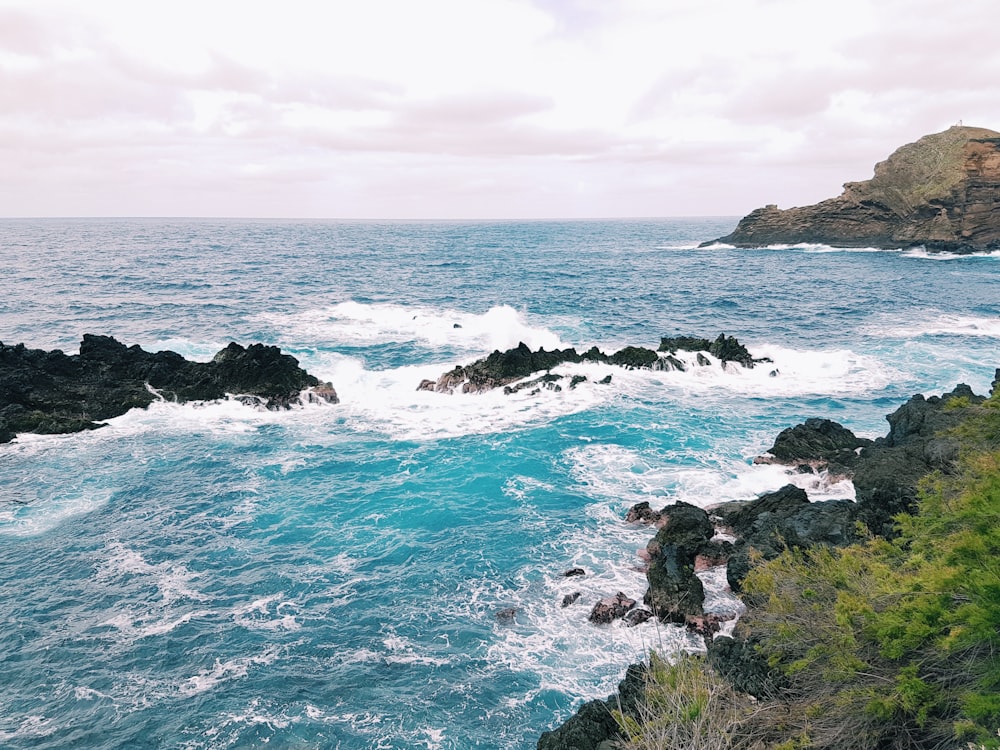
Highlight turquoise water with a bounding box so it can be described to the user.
[1,219,998,748]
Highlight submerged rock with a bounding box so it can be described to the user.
[0,335,334,443]
[705,125,1000,253]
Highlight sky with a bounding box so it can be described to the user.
[2,0,999,219]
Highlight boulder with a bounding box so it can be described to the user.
[562,592,581,608]
[756,417,871,474]
[624,501,662,525]
[719,485,860,591]
[589,592,637,624]
[643,502,714,621]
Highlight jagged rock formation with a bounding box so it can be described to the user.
[418,335,762,394]
[538,374,1000,748]
[642,502,715,622]
[707,126,1000,253]
[0,335,337,443]
[712,485,860,592]
[536,663,648,750]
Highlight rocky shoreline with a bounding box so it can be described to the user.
[538,370,1000,750]
[0,335,338,444]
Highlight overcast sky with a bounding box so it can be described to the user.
[2,0,998,219]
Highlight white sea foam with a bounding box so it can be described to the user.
[232,595,302,632]
[698,566,745,618]
[869,313,1000,339]
[103,610,209,639]
[256,301,567,352]
[731,242,896,254]
[180,645,284,696]
[0,715,55,743]
[381,632,451,667]
[0,488,113,537]
[0,335,896,465]
[566,444,854,511]
[901,247,1000,260]
[483,484,711,706]
[73,686,110,701]
[97,542,207,604]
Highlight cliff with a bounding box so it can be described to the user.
[708,125,1000,253]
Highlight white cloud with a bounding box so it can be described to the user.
[0,0,998,217]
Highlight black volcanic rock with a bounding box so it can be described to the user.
[537,663,647,750]
[643,502,714,621]
[419,335,759,393]
[706,126,1000,253]
[852,383,984,535]
[0,335,336,443]
[717,485,860,591]
[756,417,872,476]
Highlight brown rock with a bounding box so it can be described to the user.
[589,592,637,624]
[707,126,1000,254]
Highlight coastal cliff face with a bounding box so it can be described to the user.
[711,125,1000,253]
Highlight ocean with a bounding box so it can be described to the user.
[1,218,998,749]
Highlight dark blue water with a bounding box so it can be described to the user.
[1,219,997,748]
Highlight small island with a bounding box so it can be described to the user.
[706,125,1000,253]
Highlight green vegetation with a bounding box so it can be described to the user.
[618,392,1000,749]
[613,652,758,750]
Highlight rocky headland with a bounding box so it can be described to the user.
[538,370,1000,750]
[706,125,1000,253]
[0,335,338,444]
[418,334,766,394]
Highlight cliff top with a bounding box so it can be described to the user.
[842,125,1000,216]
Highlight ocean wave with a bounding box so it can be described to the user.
[868,313,1000,339]
[255,301,567,353]
[0,485,114,537]
[180,645,285,696]
[12,340,896,449]
[901,247,1000,260]
[565,444,855,511]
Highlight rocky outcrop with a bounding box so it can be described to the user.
[852,383,985,535]
[539,374,1000,747]
[754,417,872,476]
[537,663,647,750]
[659,334,764,369]
[643,502,715,622]
[713,485,860,591]
[0,335,336,443]
[418,335,760,394]
[706,126,1000,253]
